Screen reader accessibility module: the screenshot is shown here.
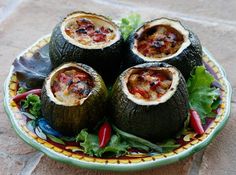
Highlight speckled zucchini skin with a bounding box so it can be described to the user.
[109,62,189,141]
[41,63,108,136]
[49,11,124,85]
[125,18,202,79]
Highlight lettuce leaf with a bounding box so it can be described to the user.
[76,129,128,157]
[187,66,220,122]
[22,94,42,117]
[76,127,165,157]
[119,13,143,40]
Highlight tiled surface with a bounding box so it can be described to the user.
[0,0,235,174]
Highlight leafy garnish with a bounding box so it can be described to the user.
[17,87,27,94]
[13,44,52,88]
[187,66,220,122]
[159,139,180,152]
[113,125,162,152]
[47,134,65,145]
[119,13,143,40]
[61,136,76,142]
[22,94,42,117]
[76,129,128,157]
[76,126,164,157]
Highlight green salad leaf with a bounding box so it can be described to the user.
[17,87,27,94]
[159,139,180,152]
[119,13,143,40]
[22,94,42,117]
[76,126,165,157]
[187,66,220,122]
[76,129,128,157]
[113,125,162,152]
[47,134,65,145]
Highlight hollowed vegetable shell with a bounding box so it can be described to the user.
[109,62,189,141]
[41,63,108,136]
[125,18,202,79]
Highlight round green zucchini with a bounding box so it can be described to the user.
[41,62,108,136]
[125,18,202,79]
[49,11,124,84]
[109,62,189,141]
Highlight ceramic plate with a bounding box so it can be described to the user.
[3,35,232,171]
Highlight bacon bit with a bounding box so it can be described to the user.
[137,43,148,50]
[100,26,113,34]
[77,18,93,28]
[100,26,106,33]
[93,33,106,42]
[152,73,167,81]
[52,82,61,93]
[59,73,71,84]
[74,72,88,81]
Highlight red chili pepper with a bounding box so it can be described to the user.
[13,89,41,103]
[98,121,112,148]
[130,87,150,99]
[189,109,204,135]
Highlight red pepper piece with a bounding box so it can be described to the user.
[13,89,41,103]
[98,121,112,148]
[130,87,150,99]
[74,72,88,80]
[189,109,204,135]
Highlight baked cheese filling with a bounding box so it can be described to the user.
[137,25,184,58]
[127,69,172,100]
[51,68,94,105]
[64,18,116,46]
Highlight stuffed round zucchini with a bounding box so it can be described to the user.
[41,63,108,136]
[49,11,123,84]
[126,18,202,79]
[109,62,188,141]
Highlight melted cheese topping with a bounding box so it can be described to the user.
[127,69,172,101]
[64,17,116,47]
[51,68,93,105]
[137,25,184,58]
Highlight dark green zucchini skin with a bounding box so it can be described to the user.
[109,62,189,141]
[125,18,203,79]
[41,63,108,136]
[49,12,124,85]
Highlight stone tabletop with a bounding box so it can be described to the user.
[0,0,235,174]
